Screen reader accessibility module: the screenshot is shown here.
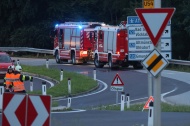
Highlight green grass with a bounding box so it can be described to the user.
[22,65,97,97]
[166,64,190,72]
[96,102,190,112]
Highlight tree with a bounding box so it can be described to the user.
[0,0,189,60]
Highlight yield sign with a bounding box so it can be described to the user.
[135,8,175,46]
[111,73,124,86]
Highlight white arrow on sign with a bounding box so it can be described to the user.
[29,96,49,126]
[4,95,25,126]
[128,25,171,39]
[128,38,171,51]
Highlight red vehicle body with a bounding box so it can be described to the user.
[0,52,15,79]
[93,25,143,69]
[52,22,142,69]
[53,22,105,64]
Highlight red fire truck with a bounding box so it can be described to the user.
[53,22,105,64]
[93,25,143,69]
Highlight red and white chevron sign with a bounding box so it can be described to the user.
[27,95,51,126]
[2,93,51,126]
[2,93,27,126]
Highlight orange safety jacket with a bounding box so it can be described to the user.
[4,73,15,89]
[12,73,25,92]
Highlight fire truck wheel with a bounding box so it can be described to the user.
[71,52,76,64]
[133,62,143,69]
[108,56,113,68]
[55,51,61,64]
[94,55,104,68]
[121,64,129,68]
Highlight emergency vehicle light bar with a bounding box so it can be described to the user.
[64,22,105,25]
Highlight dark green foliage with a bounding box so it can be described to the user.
[0,0,189,60]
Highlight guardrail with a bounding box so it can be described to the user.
[0,47,189,66]
[0,47,53,54]
[168,59,190,66]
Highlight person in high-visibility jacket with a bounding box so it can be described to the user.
[13,65,33,93]
[3,65,15,92]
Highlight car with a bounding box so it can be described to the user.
[0,52,15,79]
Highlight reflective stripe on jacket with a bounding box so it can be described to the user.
[13,73,25,92]
[4,73,14,89]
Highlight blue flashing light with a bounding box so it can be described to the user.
[55,24,58,27]
[78,25,82,29]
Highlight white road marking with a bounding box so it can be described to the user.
[52,109,86,114]
[54,79,108,101]
[161,87,177,103]
[34,76,54,88]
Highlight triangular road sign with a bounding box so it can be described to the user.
[111,73,124,86]
[143,96,154,110]
[135,8,175,46]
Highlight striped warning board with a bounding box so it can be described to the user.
[142,49,169,77]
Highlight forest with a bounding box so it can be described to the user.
[0,0,189,60]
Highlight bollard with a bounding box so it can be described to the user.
[0,84,4,110]
[67,95,72,108]
[68,78,71,94]
[120,92,125,111]
[93,68,96,81]
[60,69,63,81]
[30,80,33,92]
[42,81,46,95]
[126,93,130,108]
[148,101,154,126]
[46,59,49,69]
[17,59,20,65]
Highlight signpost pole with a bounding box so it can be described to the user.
[116,91,118,104]
[148,73,153,96]
[153,0,161,126]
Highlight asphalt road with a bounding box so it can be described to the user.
[0,57,190,126]
[50,63,190,108]
[51,110,190,126]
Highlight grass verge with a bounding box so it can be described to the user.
[22,65,97,97]
[166,64,190,72]
[96,102,190,112]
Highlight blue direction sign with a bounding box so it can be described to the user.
[128,52,171,61]
[127,16,171,25]
[127,16,142,24]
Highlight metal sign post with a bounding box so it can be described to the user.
[154,1,161,126]
[116,91,118,104]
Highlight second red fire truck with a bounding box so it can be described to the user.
[93,25,143,69]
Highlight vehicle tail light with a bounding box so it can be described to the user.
[116,51,120,54]
[80,51,87,56]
